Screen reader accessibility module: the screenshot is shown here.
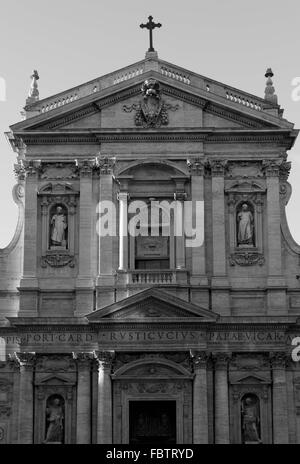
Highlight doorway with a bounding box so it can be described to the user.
[129,400,176,444]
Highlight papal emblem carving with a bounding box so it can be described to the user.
[123,79,179,128]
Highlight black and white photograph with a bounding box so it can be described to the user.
[0,0,300,451]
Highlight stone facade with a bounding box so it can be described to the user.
[0,50,300,443]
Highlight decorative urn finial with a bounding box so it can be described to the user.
[264,67,278,104]
[26,70,39,105]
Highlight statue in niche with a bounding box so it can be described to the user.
[241,395,261,443]
[44,395,64,444]
[50,205,67,249]
[237,203,254,247]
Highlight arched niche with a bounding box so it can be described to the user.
[229,373,272,444]
[34,374,76,444]
[38,183,79,268]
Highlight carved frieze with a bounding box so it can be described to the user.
[113,352,192,373]
[226,161,264,179]
[36,355,76,372]
[41,253,75,268]
[229,251,265,267]
[40,163,78,180]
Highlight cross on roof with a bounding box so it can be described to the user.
[140,15,162,52]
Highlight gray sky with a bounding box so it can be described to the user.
[0,0,299,246]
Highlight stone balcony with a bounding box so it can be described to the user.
[117,269,188,286]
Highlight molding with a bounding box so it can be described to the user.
[13,130,296,148]
[35,105,99,130]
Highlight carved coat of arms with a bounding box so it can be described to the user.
[123,79,179,128]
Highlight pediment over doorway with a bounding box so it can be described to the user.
[86,288,219,321]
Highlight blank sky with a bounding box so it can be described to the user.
[0,0,299,247]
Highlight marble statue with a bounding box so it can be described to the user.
[237,203,254,246]
[50,206,67,247]
[241,396,261,443]
[44,397,64,444]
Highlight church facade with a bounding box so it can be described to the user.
[0,46,300,444]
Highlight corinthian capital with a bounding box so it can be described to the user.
[23,160,41,177]
[76,158,97,177]
[95,350,115,370]
[191,351,210,369]
[213,352,231,369]
[73,352,95,368]
[187,157,205,176]
[14,352,36,369]
[210,159,228,177]
[262,159,281,177]
[98,156,116,175]
[270,351,288,369]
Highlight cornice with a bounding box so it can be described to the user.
[15,129,297,148]
[36,105,99,130]
[0,318,298,332]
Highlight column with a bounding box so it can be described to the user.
[174,193,186,269]
[16,352,35,444]
[74,352,93,444]
[98,157,116,280]
[193,352,209,444]
[185,158,207,285]
[96,351,114,444]
[75,159,95,315]
[210,160,230,315]
[264,161,282,275]
[118,192,128,271]
[214,353,230,444]
[211,160,227,276]
[19,161,40,316]
[264,160,286,313]
[271,352,289,443]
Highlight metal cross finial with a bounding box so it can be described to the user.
[140,15,162,52]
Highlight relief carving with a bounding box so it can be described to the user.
[40,163,78,180]
[123,79,179,128]
[36,355,76,372]
[229,251,265,267]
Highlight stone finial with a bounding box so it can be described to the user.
[264,67,278,104]
[26,70,39,105]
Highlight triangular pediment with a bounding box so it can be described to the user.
[86,288,219,321]
[10,56,294,136]
[232,373,270,384]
